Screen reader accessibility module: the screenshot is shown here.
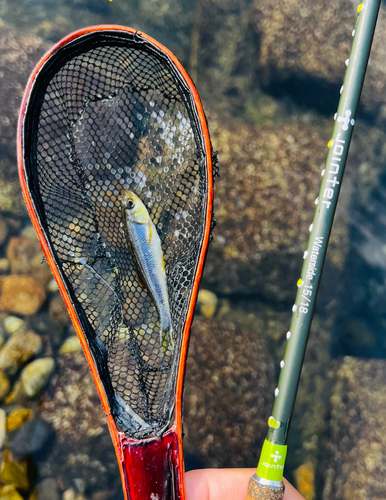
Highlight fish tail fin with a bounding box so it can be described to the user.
[160,316,175,354]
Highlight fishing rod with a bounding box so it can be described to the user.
[245,1,381,499]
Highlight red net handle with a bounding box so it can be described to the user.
[116,427,185,500]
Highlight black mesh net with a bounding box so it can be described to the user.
[22,30,211,438]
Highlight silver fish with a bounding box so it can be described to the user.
[121,191,174,353]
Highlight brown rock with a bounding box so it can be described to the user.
[0,329,42,375]
[0,174,27,217]
[6,237,52,286]
[183,317,275,467]
[39,352,121,496]
[202,113,348,300]
[322,357,386,500]
[0,216,8,246]
[252,1,386,115]
[0,25,48,165]
[49,295,70,326]
[0,275,46,316]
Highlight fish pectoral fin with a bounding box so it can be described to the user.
[135,271,146,289]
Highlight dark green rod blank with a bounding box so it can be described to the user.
[266,0,381,447]
[246,2,381,498]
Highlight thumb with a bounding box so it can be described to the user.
[185,468,306,500]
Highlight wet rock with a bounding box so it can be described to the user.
[3,316,25,335]
[59,336,82,355]
[49,295,70,326]
[6,409,34,432]
[252,1,386,116]
[0,175,26,217]
[0,329,42,375]
[21,358,55,397]
[0,370,10,401]
[202,113,348,300]
[0,409,6,450]
[36,478,59,500]
[29,313,64,350]
[294,463,315,500]
[4,381,26,406]
[39,352,121,495]
[0,25,48,166]
[183,317,275,467]
[10,418,54,459]
[197,289,218,318]
[46,279,59,293]
[0,485,23,500]
[0,449,31,490]
[322,357,386,500]
[0,215,8,246]
[20,226,37,239]
[0,275,46,316]
[6,237,52,287]
[0,259,9,274]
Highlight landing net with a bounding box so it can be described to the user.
[21,30,210,438]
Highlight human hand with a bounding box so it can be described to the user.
[186,468,306,500]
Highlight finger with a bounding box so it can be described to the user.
[185,468,306,500]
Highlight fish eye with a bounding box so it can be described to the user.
[127,200,135,210]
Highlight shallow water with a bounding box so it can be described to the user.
[0,1,386,499]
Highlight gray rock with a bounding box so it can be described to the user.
[322,357,386,500]
[10,418,54,459]
[0,25,48,167]
[37,478,60,500]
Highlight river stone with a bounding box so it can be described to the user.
[183,317,275,467]
[6,237,52,287]
[0,449,30,491]
[0,275,46,316]
[21,358,55,397]
[0,485,23,500]
[196,289,218,318]
[0,259,9,274]
[36,478,60,500]
[0,329,42,375]
[0,215,8,246]
[3,316,25,335]
[0,409,6,450]
[252,1,386,116]
[0,25,48,166]
[0,370,10,402]
[39,352,121,496]
[49,295,70,326]
[59,336,82,355]
[6,408,34,432]
[202,112,348,300]
[0,174,27,217]
[322,357,386,500]
[10,418,54,459]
